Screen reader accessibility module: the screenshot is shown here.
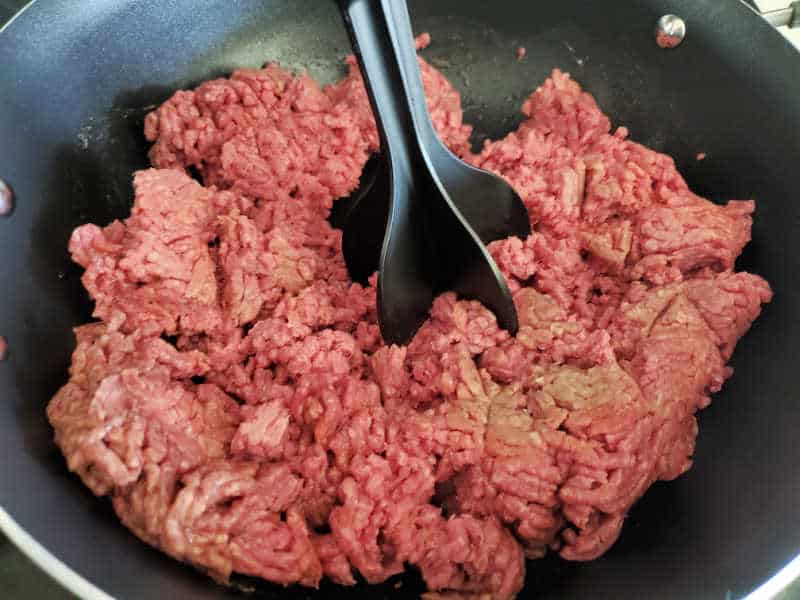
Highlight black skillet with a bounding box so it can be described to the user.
[0,1,799,598]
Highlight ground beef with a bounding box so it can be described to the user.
[48,36,772,599]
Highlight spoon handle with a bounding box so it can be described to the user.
[379,0,442,150]
[335,0,431,171]
[335,0,521,344]
[336,0,439,344]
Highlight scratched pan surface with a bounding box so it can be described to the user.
[0,0,799,598]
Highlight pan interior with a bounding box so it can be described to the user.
[0,0,798,598]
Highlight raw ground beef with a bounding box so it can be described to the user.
[48,36,772,599]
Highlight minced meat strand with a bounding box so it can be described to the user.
[48,37,772,599]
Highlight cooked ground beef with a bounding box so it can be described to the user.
[47,36,772,599]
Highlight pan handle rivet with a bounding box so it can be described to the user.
[655,14,686,49]
[0,178,14,216]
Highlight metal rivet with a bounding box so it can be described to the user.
[0,336,8,362]
[655,14,686,49]
[0,179,13,216]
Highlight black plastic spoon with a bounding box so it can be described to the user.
[334,0,531,345]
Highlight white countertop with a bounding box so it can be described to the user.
[755,0,800,47]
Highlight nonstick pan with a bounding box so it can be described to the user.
[1,1,799,598]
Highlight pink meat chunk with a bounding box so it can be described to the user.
[69,169,225,336]
[630,196,754,282]
[394,506,526,599]
[49,48,772,600]
[46,321,230,496]
[684,270,772,360]
[146,35,472,210]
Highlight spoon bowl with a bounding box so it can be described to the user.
[335,0,531,345]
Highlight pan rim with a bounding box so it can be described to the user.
[0,7,109,598]
[0,506,113,600]
[0,0,35,34]
[744,554,800,599]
